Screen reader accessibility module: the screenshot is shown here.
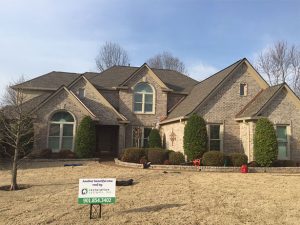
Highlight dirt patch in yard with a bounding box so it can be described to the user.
[0,161,299,225]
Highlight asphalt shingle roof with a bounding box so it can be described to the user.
[13,71,82,90]
[236,84,283,118]
[13,66,198,93]
[167,59,243,119]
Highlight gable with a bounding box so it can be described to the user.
[119,64,170,91]
[165,58,269,121]
[68,76,128,124]
[33,86,96,121]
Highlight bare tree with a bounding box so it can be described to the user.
[147,51,187,74]
[95,42,130,71]
[0,78,34,190]
[255,41,300,95]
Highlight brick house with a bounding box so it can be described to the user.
[13,58,300,162]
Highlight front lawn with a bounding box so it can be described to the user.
[0,161,299,225]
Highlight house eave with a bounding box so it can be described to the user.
[159,116,188,125]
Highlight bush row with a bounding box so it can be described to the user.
[121,148,185,165]
[202,151,248,167]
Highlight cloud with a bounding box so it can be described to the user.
[187,61,218,81]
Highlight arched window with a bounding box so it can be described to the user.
[133,83,154,113]
[48,111,75,152]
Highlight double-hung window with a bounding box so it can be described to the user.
[208,124,223,151]
[133,83,154,113]
[276,125,290,160]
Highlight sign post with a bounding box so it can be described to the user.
[78,178,116,219]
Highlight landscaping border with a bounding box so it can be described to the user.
[114,159,300,173]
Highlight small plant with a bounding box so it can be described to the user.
[230,153,248,167]
[58,149,76,159]
[139,156,148,164]
[163,159,170,165]
[183,114,208,160]
[75,116,96,158]
[202,151,225,166]
[148,129,162,148]
[169,152,185,165]
[254,118,278,167]
[121,148,144,163]
[147,148,167,164]
[272,160,297,167]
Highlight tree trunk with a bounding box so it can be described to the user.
[10,147,18,190]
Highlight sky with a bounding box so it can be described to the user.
[0,0,300,95]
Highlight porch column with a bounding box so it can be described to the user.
[118,124,126,155]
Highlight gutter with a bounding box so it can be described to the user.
[159,116,188,125]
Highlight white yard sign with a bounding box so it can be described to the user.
[78,178,116,204]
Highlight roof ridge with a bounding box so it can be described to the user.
[194,58,243,86]
[12,71,80,89]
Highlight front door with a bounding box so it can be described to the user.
[96,125,119,157]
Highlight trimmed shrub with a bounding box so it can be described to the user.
[121,148,144,163]
[147,148,167,164]
[169,152,185,165]
[202,151,225,166]
[272,160,297,167]
[58,149,76,159]
[75,116,96,158]
[248,161,260,167]
[183,114,208,160]
[230,153,248,167]
[148,129,162,148]
[254,118,278,167]
[30,148,52,159]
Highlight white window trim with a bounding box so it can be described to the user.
[133,83,156,114]
[47,111,76,152]
[207,123,224,152]
[78,88,85,99]
[239,83,248,96]
[275,124,291,160]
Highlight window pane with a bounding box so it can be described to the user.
[62,137,73,150]
[144,103,153,112]
[63,124,73,136]
[144,128,152,138]
[134,83,153,93]
[145,94,153,103]
[210,140,220,151]
[278,142,287,159]
[240,84,246,96]
[134,93,143,102]
[277,126,287,141]
[49,124,60,136]
[48,137,60,151]
[51,112,74,122]
[143,128,152,148]
[134,103,142,112]
[210,125,220,139]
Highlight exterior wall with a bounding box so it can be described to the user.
[99,90,119,110]
[239,121,255,162]
[69,78,119,125]
[167,93,185,112]
[260,90,300,162]
[22,89,53,102]
[195,63,263,154]
[160,121,186,153]
[119,68,168,148]
[33,90,92,152]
